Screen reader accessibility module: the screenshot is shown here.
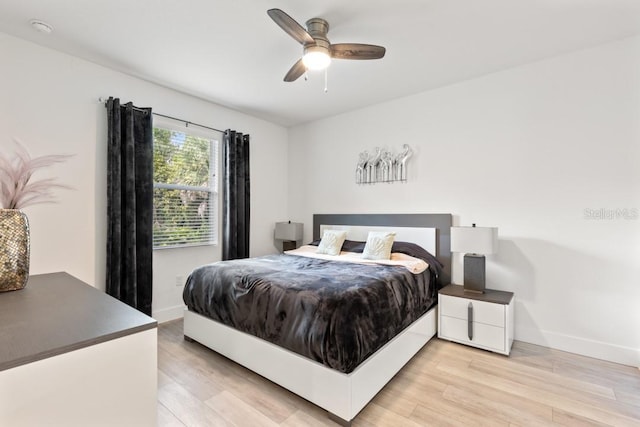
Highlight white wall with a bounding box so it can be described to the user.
[0,32,289,321]
[288,36,640,366]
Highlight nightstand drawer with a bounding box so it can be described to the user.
[439,294,505,328]
[439,315,505,352]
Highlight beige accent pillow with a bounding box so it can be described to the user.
[362,231,396,260]
[316,230,348,256]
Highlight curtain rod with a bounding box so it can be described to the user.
[152,112,225,134]
[99,97,225,134]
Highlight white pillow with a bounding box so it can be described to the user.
[316,230,347,256]
[362,231,396,260]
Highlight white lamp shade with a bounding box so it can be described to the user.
[275,222,303,241]
[450,226,498,255]
[302,48,331,70]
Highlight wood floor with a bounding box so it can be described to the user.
[157,320,640,426]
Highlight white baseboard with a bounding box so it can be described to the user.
[516,327,640,368]
[152,305,185,324]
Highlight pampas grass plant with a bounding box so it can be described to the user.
[0,140,72,210]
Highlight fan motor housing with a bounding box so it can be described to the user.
[305,18,329,38]
[304,18,330,57]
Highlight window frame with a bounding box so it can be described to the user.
[152,118,221,250]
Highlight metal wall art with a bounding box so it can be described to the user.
[356,144,413,184]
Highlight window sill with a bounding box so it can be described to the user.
[153,243,218,251]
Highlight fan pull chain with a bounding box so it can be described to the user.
[304,71,308,81]
[324,68,328,93]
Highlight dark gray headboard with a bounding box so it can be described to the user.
[313,213,452,285]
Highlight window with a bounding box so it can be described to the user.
[152,121,220,248]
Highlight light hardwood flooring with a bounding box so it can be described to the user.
[157,320,640,426]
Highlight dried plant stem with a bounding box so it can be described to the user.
[0,139,72,210]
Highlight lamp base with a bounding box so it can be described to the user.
[463,254,486,294]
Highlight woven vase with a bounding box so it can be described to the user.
[0,209,30,292]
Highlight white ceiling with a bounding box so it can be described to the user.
[2,0,640,127]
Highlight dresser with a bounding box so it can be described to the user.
[438,284,514,355]
[0,272,157,426]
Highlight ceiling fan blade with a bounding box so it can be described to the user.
[268,9,315,45]
[330,43,386,60]
[284,59,306,82]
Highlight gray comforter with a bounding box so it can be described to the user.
[183,252,437,373]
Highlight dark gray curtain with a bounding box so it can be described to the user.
[222,130,250,260]
[106,97,153,316]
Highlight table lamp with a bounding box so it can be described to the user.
[450,224,498,293]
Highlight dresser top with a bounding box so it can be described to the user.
[439,284,514,305]
[0,272,157,372]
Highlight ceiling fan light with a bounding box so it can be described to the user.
[302,50,331,71]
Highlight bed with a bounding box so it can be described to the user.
[183,213,452,424]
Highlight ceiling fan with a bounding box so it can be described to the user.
[267,8,386,82]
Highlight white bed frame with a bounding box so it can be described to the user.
[184,214,452,424]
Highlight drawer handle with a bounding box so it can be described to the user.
[468,302,473,340]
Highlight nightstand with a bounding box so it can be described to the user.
[438,284,514,355]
